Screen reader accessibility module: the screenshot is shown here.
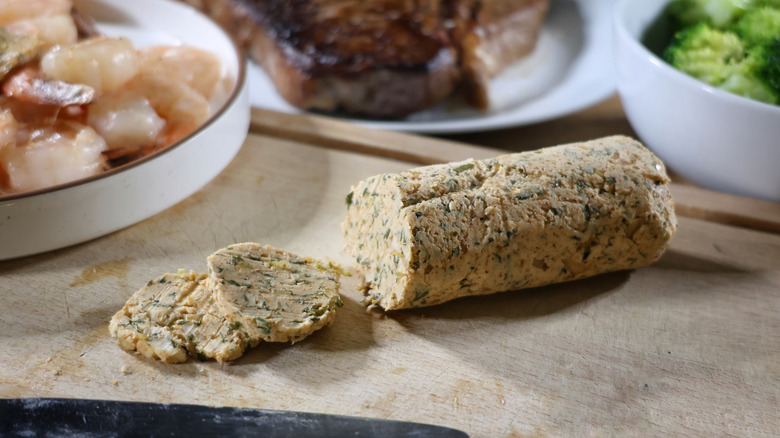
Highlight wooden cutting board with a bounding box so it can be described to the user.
[1,109,778,437]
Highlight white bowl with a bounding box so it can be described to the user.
[613,0,780,202]
[0,0,250,260]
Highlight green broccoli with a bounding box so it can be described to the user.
[668,0,752,28]
[664,22,779,103]
[717,62,778,103]
[750,36,780,94]
[664,23,747,83]
[754,0,780,9]
[732,7,780,46]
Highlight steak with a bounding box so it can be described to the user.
[183,0,548,118]
[455,0,550,108]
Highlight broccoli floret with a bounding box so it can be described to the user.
[668,0,752,28]
[662,0,780,104]
[664,22,779,103]
[751,36,780,93]
[664,23,747,84]
[733,7,780,46]
[717,63,778,103]
[755,0,780,9]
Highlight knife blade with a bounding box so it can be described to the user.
[1,398,469,438]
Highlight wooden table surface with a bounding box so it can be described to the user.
[441,95,639,154]
[1,94,779,437]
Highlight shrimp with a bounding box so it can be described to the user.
[115,73,211,148]
[0,117,107,193]
[0,95,62,126]
[138,46,233,111]
[40,36,140,94]
[0,0,72,26]
[121,47,226,147]
[5,14,78,49]
[0,108,18,151]
[87,89,165,151]
[3,65,96,106]
[85,71,212,155]
[0,29,40,78]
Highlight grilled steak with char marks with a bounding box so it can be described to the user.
[183,0,548,118]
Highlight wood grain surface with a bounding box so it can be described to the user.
[1,126,778,437]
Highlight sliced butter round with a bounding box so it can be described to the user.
[207,243,343,344]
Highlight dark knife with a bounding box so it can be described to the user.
[1,398,468,438]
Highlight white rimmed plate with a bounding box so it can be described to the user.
[246,0,616,133]
[0,0,250,260]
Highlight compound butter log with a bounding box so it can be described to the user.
[342,136,677,310]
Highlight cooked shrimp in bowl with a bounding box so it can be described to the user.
[0,0,234,195]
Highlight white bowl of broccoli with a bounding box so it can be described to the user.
[614,0,780,202]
